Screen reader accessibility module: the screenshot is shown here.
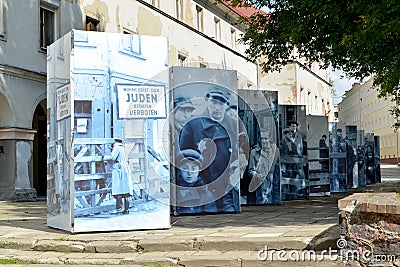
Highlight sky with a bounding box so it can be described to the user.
[330,68,358,105]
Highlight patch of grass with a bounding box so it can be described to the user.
[54,237,69,241]
[367,193,375,197]
[396,190,400,198]
[0,259,17,264]
[0,244,8,249]
[0,259,36,264]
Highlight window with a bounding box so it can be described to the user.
[176,0,182,20]
[214,17,221,41]
[150,0,159,7]
[230,28,236,48]
[40,3,58,50]
[0,0,6,37]
[196,6,203,32]
[178,54,187,66]
[199,62,207,68]
[86,16,100,31]
[121,34,141,55]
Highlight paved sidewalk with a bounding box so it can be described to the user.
[0,177,398,266]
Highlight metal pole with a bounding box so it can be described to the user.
[397,127,399,165]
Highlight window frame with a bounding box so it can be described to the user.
[0,0,6,38]
[176,0,182,20]
[178,54,187,66]
[214,17,221,41]
[196,5,203,32]
[86,16,100,32]
[230,28,236,48]
[39,2,58,51]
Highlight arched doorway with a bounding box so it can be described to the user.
[32,100,47,198]
[0,92,15,199]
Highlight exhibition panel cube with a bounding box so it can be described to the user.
[365,133,376,184]
[278,105,309,200]
[47,30,170,232]
[238,90,281,205]
[329,122,347,192]
[346,126,359,189]
[306,115,330,197]
[170,66,240,215]
[357,130,366,186]
[374,136,381,183]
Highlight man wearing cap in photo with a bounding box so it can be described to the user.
[175,149,217,214]
[171,97,196,156]
[280,128,295,156]
[179,86,239,213]
[248,129,280,204]
[289,121,305,156]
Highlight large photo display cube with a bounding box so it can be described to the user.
[278,105,309,200]
[47,30,170,232]
[306,115,330,196]
[238,90,281,205]
[170,67,240,215]
[329,122,347,192]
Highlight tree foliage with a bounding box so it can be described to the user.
[227,0,400,129]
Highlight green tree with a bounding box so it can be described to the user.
[228,0,400,128]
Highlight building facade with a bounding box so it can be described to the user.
[0,0,333,200]
[338,78,400,163]
[260,60,334,121]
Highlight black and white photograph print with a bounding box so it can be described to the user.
[238,89,281,205]
[365,133,376,185]
[357,130,366,186]
[47,31,171,233]
[170,67,240,215]
[306,115,330,197]
[374,136,381,183]
[346,126,359,189]
[329,122,347,192]
[278,105,309,200]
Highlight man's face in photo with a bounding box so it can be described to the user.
[260,136,271,149]
[175,106,194,128]
[207,98,228,121]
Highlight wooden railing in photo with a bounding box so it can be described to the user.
[73,138,114,216]
[47,142,58,214]
[73,138,168,216]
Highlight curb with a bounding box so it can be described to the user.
[0,236,323,254]
[0,249,347,266]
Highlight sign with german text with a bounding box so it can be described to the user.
[117,84,166,119]
[56,84,71,120]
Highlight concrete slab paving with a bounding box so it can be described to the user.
[0,178,398,265]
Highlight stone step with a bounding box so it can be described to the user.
[0,249,347,266]
[0,236,319,254]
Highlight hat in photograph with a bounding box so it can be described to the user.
[260,129,270,138]
[205,86,230,105]
[173,97,195,110]
[283,128,292,134]
[176,149,203,167]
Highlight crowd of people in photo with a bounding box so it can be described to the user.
[173,86,241,214]
[77,87,382,216]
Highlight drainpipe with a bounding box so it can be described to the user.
[256,59,260,90]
